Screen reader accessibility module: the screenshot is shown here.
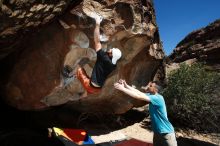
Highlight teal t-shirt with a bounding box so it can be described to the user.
[147,93,174,134]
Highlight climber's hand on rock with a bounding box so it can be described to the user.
[114,82,124,91]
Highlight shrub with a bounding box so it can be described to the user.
[162,63,220,132]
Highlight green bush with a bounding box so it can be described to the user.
[162,63,220,132]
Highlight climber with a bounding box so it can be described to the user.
[75,13,122,98]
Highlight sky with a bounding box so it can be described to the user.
[154,0,220,55]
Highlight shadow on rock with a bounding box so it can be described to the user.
[75,109,147,136]
[0,100,80,128]
[0,98,146,134]
[0,128,64,146]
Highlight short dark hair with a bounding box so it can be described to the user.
[152,81,162,92]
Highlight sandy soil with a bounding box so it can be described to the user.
[90,119,220,145]
[91,122,153,144]
[89,117,220,145]
[0,100,219,146]
[81,108,220,146]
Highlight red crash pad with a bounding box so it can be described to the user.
[114,138,153,146]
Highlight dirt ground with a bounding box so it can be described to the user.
[77,107,220,146]
[89,116,220,146]
[0,101,219,146]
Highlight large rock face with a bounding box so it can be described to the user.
[169,19,220,71]
[0,0,165,114]
[0,0,74,59]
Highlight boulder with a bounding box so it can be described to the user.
[0,0,165,114]
[169,19,220,71]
